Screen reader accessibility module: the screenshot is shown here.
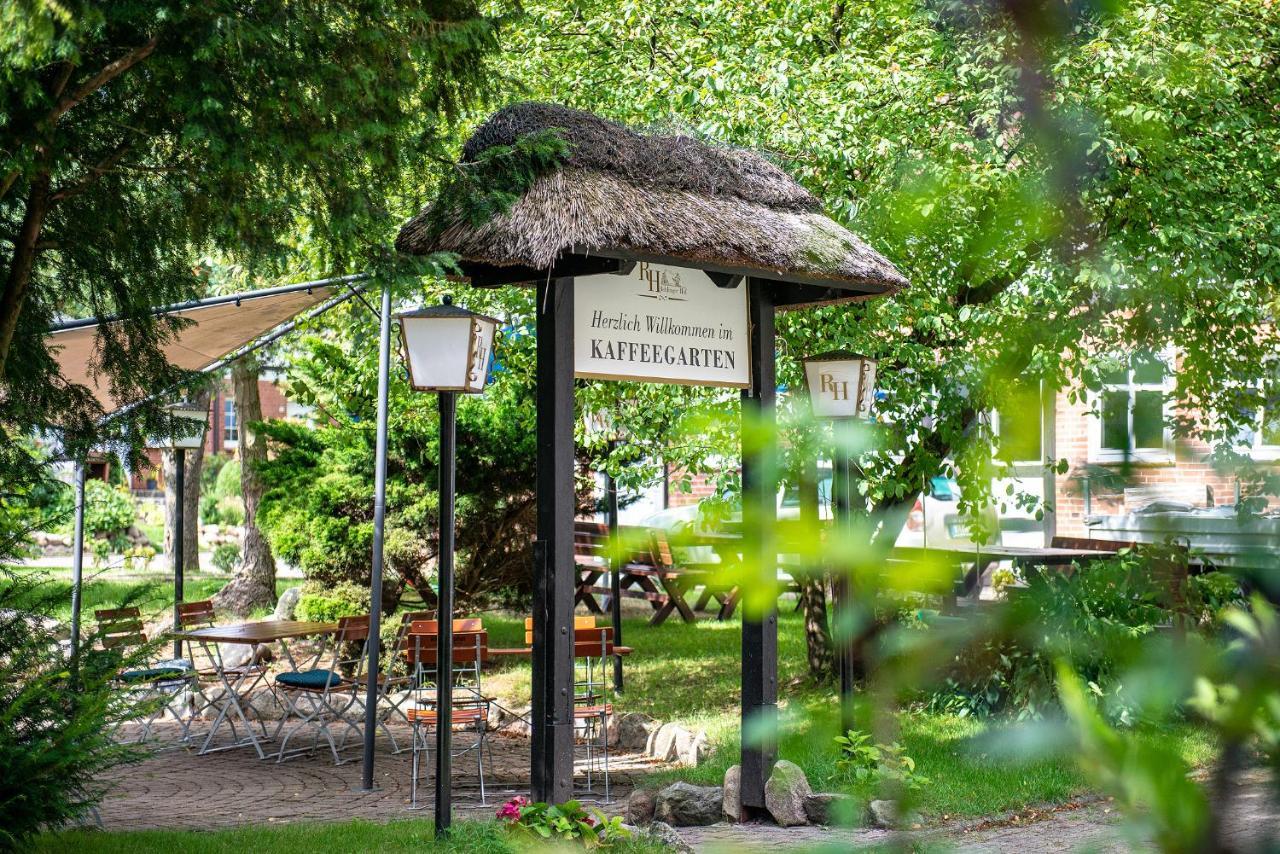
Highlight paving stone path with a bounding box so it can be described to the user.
[98,725,1276,853]
[97,723,654,830]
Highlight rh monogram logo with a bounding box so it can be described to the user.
[636,261,687,300]
[819,372,849,401]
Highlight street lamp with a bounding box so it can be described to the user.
[395,295,498,838]
[801,351,877,731]
[148,401,209,658]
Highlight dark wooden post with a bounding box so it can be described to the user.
[532,277,576,804]
[831,421,856,732]
[740,278,778,814]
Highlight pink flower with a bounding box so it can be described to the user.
[496,796,529,822]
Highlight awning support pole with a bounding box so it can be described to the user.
[361,280,392,792]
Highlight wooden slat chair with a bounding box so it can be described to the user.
[572,626,615,802]
[373,609,436,748]
[405,622,492,807]
[273,615,370,765]
[95,606,197,745]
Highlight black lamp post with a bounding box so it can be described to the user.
[802,351,877,732]
[396,295,498,837]
[149,401,209,659]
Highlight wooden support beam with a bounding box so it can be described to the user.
[531,277,576,804]
[740,277,778,815]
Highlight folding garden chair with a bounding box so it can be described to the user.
[95,606,197,745]
[573,625,615,802]
[176,599,275,750]
[273,614,370,765]
[406,621,493,808]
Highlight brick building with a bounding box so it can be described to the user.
[129,370,298,493]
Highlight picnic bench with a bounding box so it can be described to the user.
[573,521,714,626]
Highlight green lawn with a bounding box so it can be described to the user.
[2,567,296,622]
[35,819,666,854]
[22,571,1219,843]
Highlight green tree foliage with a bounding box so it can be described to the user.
[0,0,506,478]
[257,293,544,607]
[500,0,1280,523]
[81,479,133,546]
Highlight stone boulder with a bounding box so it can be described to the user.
[624,788,656,826]
[273,586,303,621]
[646,821,694,853]
[804,792,855,826]
[722,764,743,823]
[764,760,812,827]
[653,781,723,826]
[649,722,700,763]
[617,712,659,750]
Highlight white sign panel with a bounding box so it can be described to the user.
[574,262,750,388]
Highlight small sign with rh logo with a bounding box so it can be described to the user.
[804,352,877,419]
[574,262,750,387]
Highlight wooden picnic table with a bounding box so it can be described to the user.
[169,619,340,758]
[574,522,711,626]
[489,645,634,658]
[891,543,1120,567]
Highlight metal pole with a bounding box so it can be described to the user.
[361,281,392,791]
[173,448,186,659]
[435,390,457,836]
[531,277,575,804]
[831,423,855,733]
[606,448,623,693]
[69,461,87,670]
[740,278,778,816]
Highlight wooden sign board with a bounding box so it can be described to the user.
[573,262,750,388]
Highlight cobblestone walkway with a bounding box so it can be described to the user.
[98,724,656,830]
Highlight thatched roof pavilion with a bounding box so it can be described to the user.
[396,103,907,306]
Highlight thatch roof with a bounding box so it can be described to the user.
[396,103,907,302]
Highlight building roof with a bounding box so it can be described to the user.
[396,103,907,306]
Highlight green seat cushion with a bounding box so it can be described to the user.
[121,666,189,683]
[276,669,343,690]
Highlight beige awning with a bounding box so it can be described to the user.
[48,283,341,412]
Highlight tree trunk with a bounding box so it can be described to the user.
[798,457,834,681]
[214,354,277,616]
[0,156,51,378]
[163,387,209,573]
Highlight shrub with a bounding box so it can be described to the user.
[0,569,148,848]
[213,459,242,500]
[296,581,371,622]
[496,796,630,848]
[215,495,244,527]
[83,480,135,544]
[921,551,1195,722]
[834,730,929,792]
[212,542,241,573]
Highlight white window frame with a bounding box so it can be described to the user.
[991,383,1046,469]
[1251,370,1280,461]
[223,397,239,448]
[1088,349,1175,465]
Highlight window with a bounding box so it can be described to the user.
[1249,367,1280,460]
[994,382,1044,464]
[223,397,238,446]
[1090,350,1172,462]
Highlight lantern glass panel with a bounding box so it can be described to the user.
[401,315,473,391]
[805,357,877,420]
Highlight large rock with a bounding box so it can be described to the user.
[722,764,743,823]
[646,821,694,853]
[617,712,659,750]
[683,729,709,766]
[624,788,656,826]
[804,792,855,826]
[649,722,699,763]
[867,799,898,829]
[273,586,303,621]
[654,782,723,827]
[764,760,812,827]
